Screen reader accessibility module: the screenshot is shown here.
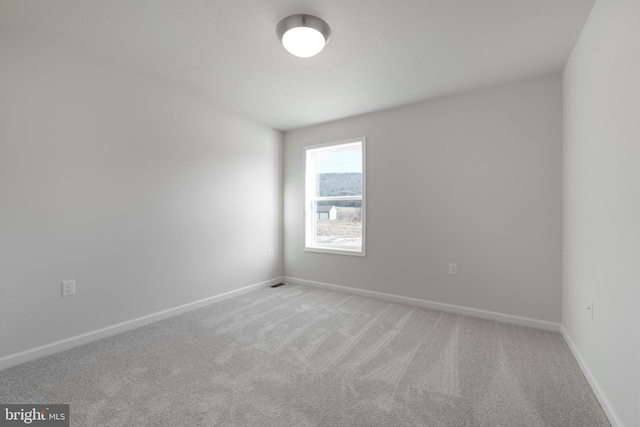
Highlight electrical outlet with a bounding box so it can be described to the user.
[268,249,274,258]
[449,263,458,275]
[61,280,75,297]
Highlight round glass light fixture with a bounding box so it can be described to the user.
[276,14,331,58]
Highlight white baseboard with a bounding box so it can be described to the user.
[561,326,624,427]
[0,277,283,372]
[283,276,561,332]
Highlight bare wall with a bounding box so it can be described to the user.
[284,74,562,323]
[562,0,640,425]
[0,33,283,359]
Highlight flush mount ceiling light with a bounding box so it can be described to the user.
[276,14,331,58]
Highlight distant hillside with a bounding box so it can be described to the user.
[318,173,362,198]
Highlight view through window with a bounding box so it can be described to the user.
[304,138,365,255]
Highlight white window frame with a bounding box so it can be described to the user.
[304,137,366,256]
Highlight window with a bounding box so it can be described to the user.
[304,138,365,256]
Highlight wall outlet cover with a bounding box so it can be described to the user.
[62,280,75,297]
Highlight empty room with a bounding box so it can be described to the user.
[0,1,638,426]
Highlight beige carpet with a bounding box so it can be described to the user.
[0,284,610,426]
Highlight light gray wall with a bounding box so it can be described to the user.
[562,0,640,425]
[284,74,563,323]
[0,34,283,359]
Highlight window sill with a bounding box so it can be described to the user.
[304,246,365,257]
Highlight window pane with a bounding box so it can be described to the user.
[305,138,365,256]
[314,200,362,248]
[314,146,362,197]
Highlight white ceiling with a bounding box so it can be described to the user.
[0,0,595,131]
